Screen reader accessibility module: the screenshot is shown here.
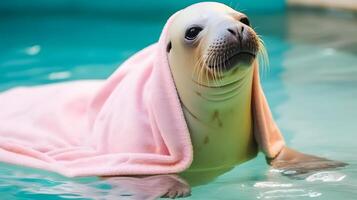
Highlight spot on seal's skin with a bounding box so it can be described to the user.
[203,136,210,144]
[212,110,223,127]
[195,91,202,96]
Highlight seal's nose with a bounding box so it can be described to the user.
[227,28,236,36]
[227,25,245,40]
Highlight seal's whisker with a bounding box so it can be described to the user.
[216,54,222,85]
[215,54,220,83]
[214,53,220,85]
[200,53,211,84]
[199,51,212,86]
[213,53,219,85]
[192,59,201,87]
[202,52,211,85]
[192,55,202,80]
[208,52,216,86]
[218,54,224,85]
[192,40,208,88]
[195,55,205,81]
[197,55,205,86]
[257,37,269,79]
[221,52,226,83]
[194,55,203,75]
[210,52,216,85]
[200,51,212,86]
[216,55,221,85]
[223,51,228,73]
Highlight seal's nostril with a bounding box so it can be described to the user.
[240,26,244,33]
[227,28,236,36]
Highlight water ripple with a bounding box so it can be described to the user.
[254,182,293,188]
[257,189,321,199]
[48,71,72,80]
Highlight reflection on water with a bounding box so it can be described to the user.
[0,8,357,200]
[0,163,190,199]
[48,71,72,80]
[24,45,41,56]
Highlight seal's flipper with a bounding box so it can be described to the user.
[268,146,347,175]
[251,61,285,158]
[251,62,347,172]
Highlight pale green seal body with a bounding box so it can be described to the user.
[167,3,259,184]
[177,64,258,181]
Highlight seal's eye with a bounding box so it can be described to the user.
[240,17,250,27]
[185,27,203,40]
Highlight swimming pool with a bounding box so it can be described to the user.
[0,7,356,200]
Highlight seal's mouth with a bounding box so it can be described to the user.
[207,51,256,71]
[224,51,255,68]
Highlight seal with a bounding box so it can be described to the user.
[167,2,260,184]
[166,2,346,188]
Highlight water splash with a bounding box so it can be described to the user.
[306,171,346,182]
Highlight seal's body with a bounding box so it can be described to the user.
[167,3,260,181]
[181,66,256,173]
[179,66,257,183]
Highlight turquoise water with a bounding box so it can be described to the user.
[1,9,357,199]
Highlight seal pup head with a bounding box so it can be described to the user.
[167,2,267,88]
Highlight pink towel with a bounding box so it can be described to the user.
[0,14,284,177]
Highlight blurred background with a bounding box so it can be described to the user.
[0,0,357,199]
